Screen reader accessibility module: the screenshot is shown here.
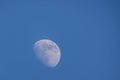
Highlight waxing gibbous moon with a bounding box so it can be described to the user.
[33,39,61,67]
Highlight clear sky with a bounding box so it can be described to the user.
[0,0,120,80]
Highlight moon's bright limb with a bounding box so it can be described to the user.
[33,39,61,67]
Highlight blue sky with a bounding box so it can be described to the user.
[0,0,120,80]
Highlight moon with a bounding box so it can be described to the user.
[33,39,61,67]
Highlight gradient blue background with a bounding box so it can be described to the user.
[0,0,120,80]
